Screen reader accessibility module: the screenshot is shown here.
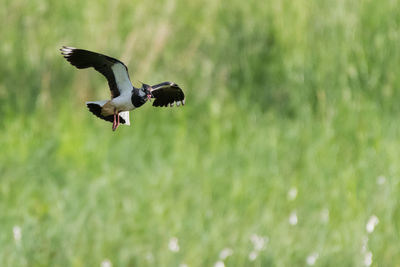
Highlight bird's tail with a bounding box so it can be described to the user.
[86,100,130,125]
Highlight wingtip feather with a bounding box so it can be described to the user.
[60,46,76,55]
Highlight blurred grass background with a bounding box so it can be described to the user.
[1,0,400,266]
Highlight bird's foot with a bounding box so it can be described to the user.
[112,122,119,131]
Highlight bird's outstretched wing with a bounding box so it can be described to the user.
[150,82,185,107]
[60,46,133,98]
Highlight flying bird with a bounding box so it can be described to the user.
[60,46,185,131]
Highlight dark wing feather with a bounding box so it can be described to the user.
[151,82,185,107]
[60,46,128,98]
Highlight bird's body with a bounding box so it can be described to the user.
[60,46,185,131]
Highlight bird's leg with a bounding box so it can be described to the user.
[112,108,120,131]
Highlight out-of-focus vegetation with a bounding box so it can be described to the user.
[1,0,400,266]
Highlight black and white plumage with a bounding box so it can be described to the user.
[60,46,185,131]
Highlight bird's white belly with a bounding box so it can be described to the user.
[110,94,135,111]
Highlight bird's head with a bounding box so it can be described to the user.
[141,83,153,101]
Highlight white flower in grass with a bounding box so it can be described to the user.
[214,261,225,267]
[306,252,319,266]
[219,248,233,260]
[376,175,386,185]
[100,259,112,267]
[289,211,298,225]
[250,234,268,251]
[366,215,379,233]
[13,225,22,243]
[364,251,373,266]
[361,235,373,266]
[249,251,258,261]
[168,237,180,252]
[288,187,298,201]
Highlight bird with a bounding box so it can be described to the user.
[60,46,185,131]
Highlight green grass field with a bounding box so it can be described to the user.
[1,0,400,266]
